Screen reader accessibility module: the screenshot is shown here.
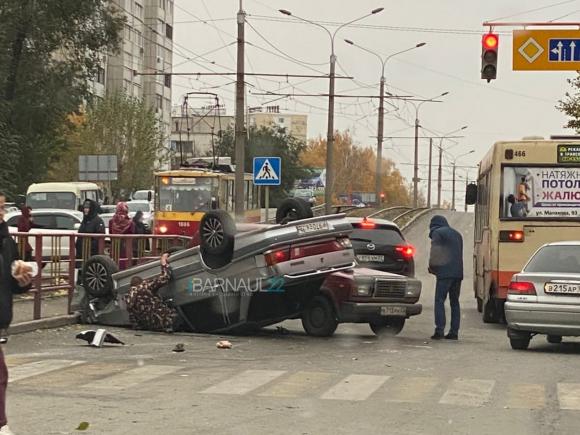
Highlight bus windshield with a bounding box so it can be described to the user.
[501,165,580,219]
[158,177,217,212]
[27,192,76,210]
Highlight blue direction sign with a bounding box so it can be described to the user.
[549,39,580,62]
[253,157,281,186]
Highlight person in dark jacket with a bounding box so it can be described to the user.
[428,215,463,340]
[0,192,32,435]
[75,200,106,277]
[132,211,150,260]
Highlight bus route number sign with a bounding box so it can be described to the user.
[558,145,580,164]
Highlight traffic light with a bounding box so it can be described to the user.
[380,192,385,203]
[481,33,498,82]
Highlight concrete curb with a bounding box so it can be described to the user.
[9,314,79,335]
[401,208,439,232]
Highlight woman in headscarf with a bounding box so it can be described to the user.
[16,207,33,261]
[109,202,135,269]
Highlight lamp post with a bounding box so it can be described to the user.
[344,39,426,207]
[407,91,449,208]
[436,125,467,208]
[279,8,384,214]
[451,149,475,210]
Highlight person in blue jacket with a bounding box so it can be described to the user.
[428,215,463,340]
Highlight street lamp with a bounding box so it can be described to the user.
[451,149,475,210]
[279,8,384,214]
[436,125,467,208]
[406,91,449,208]
[344,39,426,207]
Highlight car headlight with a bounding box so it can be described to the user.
[406,279,422,296]
[356,285,371,296]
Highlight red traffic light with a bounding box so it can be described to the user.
[483,33,498,50]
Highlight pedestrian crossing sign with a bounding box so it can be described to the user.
[253,157,281,185]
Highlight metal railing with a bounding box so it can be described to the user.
[11,232,191,321]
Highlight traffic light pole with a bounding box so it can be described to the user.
[427,137,433,208]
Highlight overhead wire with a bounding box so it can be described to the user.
[487,0,579,22]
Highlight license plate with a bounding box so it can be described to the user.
[544,282,580,295]
[381,306,406,316]
[357,254,385,262]
[296,221,329,234]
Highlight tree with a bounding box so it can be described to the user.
[557,73,580,132]
[0,0,124,196]
[214,125,308,203]
[48,92,167,200]
[301,131,412,205]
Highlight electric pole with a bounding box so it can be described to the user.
[376,75,385,206]
[464,170,469,212]
[326,53,336,214]
[427,137,433,208]
[413,116,420,207]
[234,0,246,220]
[437,143,443,208]
[452,163,456,211]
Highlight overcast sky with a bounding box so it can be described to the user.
[172,0,580,203]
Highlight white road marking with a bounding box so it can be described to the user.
[386,377,439,403]
[439,378,495,407]
[202,370,286,395]
[83,365,181,391]
[321,374,389,401]
[9,360,85,383]
[506,384,545,409]
[259,371,334,398]
[558,383,580,410]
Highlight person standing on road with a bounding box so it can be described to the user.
[109,202,134,268]
[75,199,106,281]
[0,192,33,435]
[428,215,463,340]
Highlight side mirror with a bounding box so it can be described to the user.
[147,191,152,202]
[465,183,478,205]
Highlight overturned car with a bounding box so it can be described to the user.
[74,200,358,333]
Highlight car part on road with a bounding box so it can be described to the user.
[507,328,531,350]
[216,340,232,349]
[276,198,313,224]
[82,255,119,298]
[76,329,125,347]
[369,317,406,336]
[301,295,338,337]
[547,335,562,344]
[199,210,236,269]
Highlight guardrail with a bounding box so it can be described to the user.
[367,206,412,220]
[11,232,190,321]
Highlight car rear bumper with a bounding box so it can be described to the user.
[338,302,422,323]
[505,301,580,336]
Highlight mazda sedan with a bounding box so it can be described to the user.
[505,241,580,350]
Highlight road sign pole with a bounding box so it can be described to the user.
[265,186,269,222]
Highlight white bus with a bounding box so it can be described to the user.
[26,182,103,211]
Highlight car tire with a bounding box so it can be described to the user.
[199,210,236,255]
[82,255,119,298]
[476,297,483,313]
[547,335,563,344]
[276,198,313,224]
[482,297,501,323]
[509,337,530,350]
[370,317,406,336]
[301,296,338,337]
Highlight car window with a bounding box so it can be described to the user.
[32,214,55,229]
[127,202,150,213]
[6,216,18,227]
[350,226,405,245]
[55,215,78,230]
[133,191,150,200]
[524,245,580,274]
[27,192,76,209]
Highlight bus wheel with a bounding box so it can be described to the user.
[82,255,119,299]
[276,198,313,224]
[476,297,483,313]
[199,210,235,268]
[483,297,501,323]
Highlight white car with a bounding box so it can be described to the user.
[131,190,153,202]
[126,200,153,227]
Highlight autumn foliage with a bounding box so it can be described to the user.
[301,131,412,205]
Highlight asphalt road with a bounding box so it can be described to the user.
[3,210,580,435]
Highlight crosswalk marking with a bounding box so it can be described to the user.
[9,360,85,383]
[439,378,495,407]
[82,365,181,392]
[385,377,439,403]
[201,370,286,395]
[258,371,334,398]
[558,383,580,410]
[321,374,389,401]
[506,384,545,409]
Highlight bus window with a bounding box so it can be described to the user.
[475,173,490,242]
[158,177,217,212]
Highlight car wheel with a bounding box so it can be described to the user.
[276,198,313,224]
[509,337,530,350]
[370,317,406,336]
[199,210,236,256]
[82,255,119,299]
[483,297,501,323]
[547,335,563,344]
[476,297,483,313]
[301,296,338,337]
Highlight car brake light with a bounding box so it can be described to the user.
[265,248,291,266]
[395,244,415,259]
[360,217,376,229]
[499,230,524,242]
[508,281,536,295]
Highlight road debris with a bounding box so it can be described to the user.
[76,329,124,347]
[217,340,232,349]
[172,343,185,352]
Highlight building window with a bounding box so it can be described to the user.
[279,118,285,123]
[157,19,164,35]
[165,24,173,40]
[96,66,105,85]
[135,2,143,18]
[156,94,163,111]
[135,29,143,47]
[159,0,164,9]
[164,74,171,88]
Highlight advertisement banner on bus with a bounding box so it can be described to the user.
[503,166,580,218]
